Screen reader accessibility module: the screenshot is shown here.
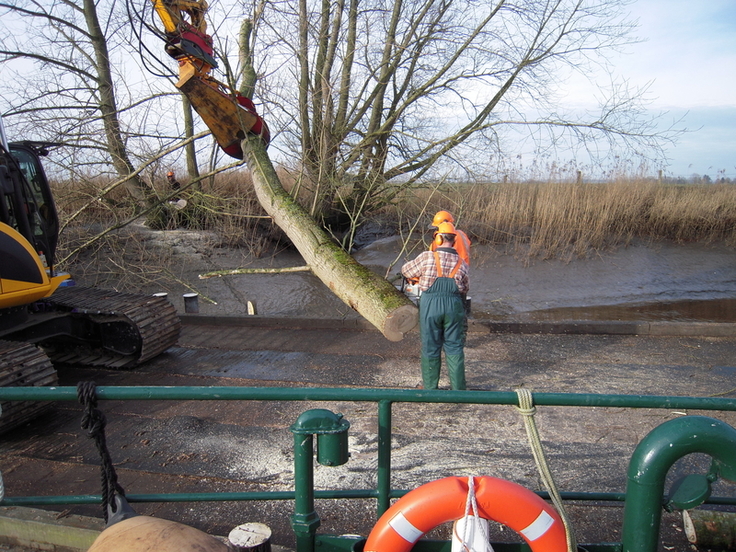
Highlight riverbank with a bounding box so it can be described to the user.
[65,221,736,324]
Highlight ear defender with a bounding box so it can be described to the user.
[434,232,443,246]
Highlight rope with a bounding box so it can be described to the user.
[453,475,493,552]
[515,388,578,552]
[77,381,126,523]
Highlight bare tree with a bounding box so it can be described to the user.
[181,93,202,185]
[252,0,665,228]
[0,0,178,205]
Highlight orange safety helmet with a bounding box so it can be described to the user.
[436,221,456,235]
[434,221,456,245]
[167,171,175,177]
[431,210,454,228]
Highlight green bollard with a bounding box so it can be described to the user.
[621,416,736,552]
[290,409,350,552]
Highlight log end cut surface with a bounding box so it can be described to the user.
[383,304,418,341]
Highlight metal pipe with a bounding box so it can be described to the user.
[621,416,736,552]
[0,386,734,412]
[6,488,736,509]
[0,489,383,507]
[0,114,9,151]
[289,409,349,552]
[291,432,319,552]
[377,400,392,516]
[183,293,199,313]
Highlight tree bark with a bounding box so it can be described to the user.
[83,0,149,207]
[181,94,201,187]
[683,509,736,549]
[241,135,417,341]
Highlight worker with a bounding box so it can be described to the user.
[429,210,470,265]
[167,171,181,193]
[401,221,469,390]
[166,171,187,210]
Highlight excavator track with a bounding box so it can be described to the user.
[40,286,181,369]
[0,340,58,434]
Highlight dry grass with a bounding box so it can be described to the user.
[54,173,736,269]
[55,169,285,256]
[400,178,736,260]
[52,169,287,290]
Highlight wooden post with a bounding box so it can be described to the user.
[228,523,272,552]
[683,509,736,548]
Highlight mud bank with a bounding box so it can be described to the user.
[76,226,736,323]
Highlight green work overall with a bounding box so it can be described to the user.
[419,253,466,390]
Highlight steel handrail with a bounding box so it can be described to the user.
[0,385,734,410]
[2,385,735,552]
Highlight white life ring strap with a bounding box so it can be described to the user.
[520,510,555,541]
[388,512,423,544]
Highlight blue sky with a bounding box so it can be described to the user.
[589,0,736,178]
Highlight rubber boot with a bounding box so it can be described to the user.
[421,357,441,390]
[445,353,466,390]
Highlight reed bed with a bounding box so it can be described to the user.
[54,174,736,265]
[403,178,736,260]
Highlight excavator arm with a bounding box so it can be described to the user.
[150,0,270,158]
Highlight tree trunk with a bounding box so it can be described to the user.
[182,94,201,187]
[683,509,736,549]
[83,0,149,207]
[241,135,417,341]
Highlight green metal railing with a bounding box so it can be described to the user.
[1,385,735,552]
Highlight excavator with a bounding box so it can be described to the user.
[0,117,181,434]
[0,0,267,433]
[150,0,270,158]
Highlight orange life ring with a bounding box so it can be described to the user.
[364,476,567,552]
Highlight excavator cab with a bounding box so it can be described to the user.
[0,140,60,266]
[0,117,69,309]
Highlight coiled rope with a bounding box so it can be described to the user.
[77,381,126,523]
[515,388,577,552]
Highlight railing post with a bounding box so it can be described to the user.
[290,409,351,552]
[377,400,392,516]
[621,416,736,552]
[291,432,320,552]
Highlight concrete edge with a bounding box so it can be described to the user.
[180,314,736,337]
[0,506,102,551]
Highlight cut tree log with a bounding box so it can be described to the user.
[199,266,312,279]
[241,135,418,341]
[683,509,736,549]
[228,522,272,552]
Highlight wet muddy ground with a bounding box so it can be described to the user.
[1,322,735,552]
[18,227,728,552]
[84,226,736,324]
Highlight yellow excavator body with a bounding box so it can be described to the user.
[0,222,68,309]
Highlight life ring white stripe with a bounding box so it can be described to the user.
[388,512,423,544]
[520,510,555,541]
